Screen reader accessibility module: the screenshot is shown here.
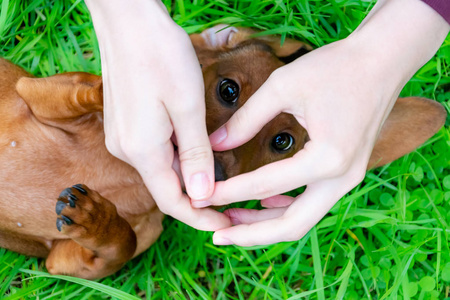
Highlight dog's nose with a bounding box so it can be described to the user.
[214,159,227,182]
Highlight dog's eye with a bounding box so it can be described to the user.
[271,133,295,153]
[218,79,239,105]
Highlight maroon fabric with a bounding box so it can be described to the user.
[422,0,450,24]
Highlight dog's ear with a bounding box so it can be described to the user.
[367,97,446,169]
[194,24,240,49]
[191,25,312,66]
[16,72,102,121]
[190,25,240,69]
[242,30,313,64]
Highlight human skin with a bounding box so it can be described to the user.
[204,0,450,246]
[84,0,231,230]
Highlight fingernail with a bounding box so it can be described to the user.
[192,200,212,208]
[189,172,210,200]
[213,236,233,245]
[210,126,227,146]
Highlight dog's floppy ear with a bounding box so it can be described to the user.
[16,72,103,121]
[368,97,446,169]
[191,24,312,65]
[239,29,313,64]
[195,24,240,49]
[189,25,234,69]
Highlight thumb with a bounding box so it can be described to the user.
[170,99,215,201]
[210,75,286,151]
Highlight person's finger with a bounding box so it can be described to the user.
[168,90,215,201]
[213,217,302,246]
[209,76,286,151]
[224,207,287,225]
[171,149,185,189]
[135,138,230,231]
[142,165,231,231]
[213,182,340,246]
[261,195,295,208]
[194,143,333,207]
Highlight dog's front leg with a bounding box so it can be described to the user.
[46,184,136,279]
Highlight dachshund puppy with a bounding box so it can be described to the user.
[0,25,445,279]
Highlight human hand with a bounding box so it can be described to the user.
[85,0,230,230]
[202,0,449,245]
[205,38,392,246]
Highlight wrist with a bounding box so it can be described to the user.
[346,0,449,94]
[85,0,167,18]
[85,0,178,41]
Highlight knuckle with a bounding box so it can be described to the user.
[267,69,285,97]
[178,145,212,165]
[344,167,366,189]
[268,68,283,83]
[352,168,367,184]
[317,146,352,178]
[213,194,230,207]
[314,143,368,186]
[120,142,145,159]
[229,108,251,135]
[156,202,171,215]
[159,207,169,215]
[195,217,222,231]
[284,231,301,242]
[170,97,202,115]
[104,128,138,159]
[104,136,123,158]
[226,207,246,220]
[113,140,145,162]
[105,134,163,169]
[280,218,306,242]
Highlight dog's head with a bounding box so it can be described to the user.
[189,25,313,180]
[190,25,447,181]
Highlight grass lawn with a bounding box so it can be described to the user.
[1,0,450,299]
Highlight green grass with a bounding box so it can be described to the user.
[1,0,450,299]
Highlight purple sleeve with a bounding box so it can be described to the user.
[422,0,450,24]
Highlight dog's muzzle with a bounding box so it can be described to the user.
[214,159,227,182]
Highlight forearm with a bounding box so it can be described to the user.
[85,0,170,29]
[84,0,182,53]
[83,0,193,112]
[348,0,449,96]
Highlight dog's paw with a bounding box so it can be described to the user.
[55,184,115,240]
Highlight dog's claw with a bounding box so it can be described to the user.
[58,187,72,199]
[72,184,87,195]
[55,200,67,215]
[68,194,77,207]
[56,215,74,232]
[57,187,78,207]
[55,185,92,233]
[61,215,73,226]
[56,218,63,232]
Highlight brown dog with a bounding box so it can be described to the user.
[0,25,446,279]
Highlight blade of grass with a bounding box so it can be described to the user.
[18,270,141,300]
[310,227,325,300]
